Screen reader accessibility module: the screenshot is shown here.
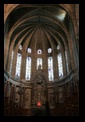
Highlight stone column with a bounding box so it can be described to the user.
[66,47,71,73]
[31,53,36,76]
[42,32,48,80]
[68,20,78,73]
[20,50,26,80]
[58,86,64,103]
[48,85,55,109]
[53,46,59,80]
[64,84,68,101]
[61,47,67,76]
[7,45,14,74]
[19,87,21,107]
[23,88,25,108]
[54,84,59,104]
[24,87,31,109]
[7,81,11,104]
[10,84,14,102]
[7,47,12,72]
[4,82,7,99]
[13,85,16,104]
[20,87,24,108]
[43,55,48,80]
[5,81,9,98]
[4,38,10,70]
[11,47,18,77]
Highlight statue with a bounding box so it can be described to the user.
[36,75,43,84]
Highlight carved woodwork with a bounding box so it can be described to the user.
[31,70,47,109]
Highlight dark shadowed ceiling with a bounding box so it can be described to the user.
[5,4,71,53]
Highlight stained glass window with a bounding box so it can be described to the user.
[37,58,42,69]
[57,53,63,79]
[27,48,31,53]
[25,57,31,80]
[65,51,69,73]
[48,57,54,81]
[19,45,22,50]
[15,53,22,77]
[48,48,52,53]
[37,49,42,54]
[57,45,60,50]
[10,51,14,74]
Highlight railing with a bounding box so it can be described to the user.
[54,70,75,86]
[4,69,77,87]
[4,70,21,86]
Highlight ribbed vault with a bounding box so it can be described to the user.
[4,4,79,116]
[4,4,79,77]
[4,4,71,55]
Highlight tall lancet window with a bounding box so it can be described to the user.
[19,45,22,50]
[48,57,54,81]
[65,51,69,73]
[10,50,14,74]
[25,57,31,80]
[57,53,63,79]
[37,58,42,69]
[15,53,22,77]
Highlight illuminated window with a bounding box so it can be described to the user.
[15,53,22,77]
[10,51,14,74]
[48,48,52,53]
[65,51,69,73]
[37,49,42,54]
[48,57,54,81]
[56,11,66,21]
[27,48,31,53]
[25,57,31,80]
[37,58,42,69]
[57,53,63,79]
[19,45,22,50]
[57,45,60,50]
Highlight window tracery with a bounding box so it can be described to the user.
[48,57,54,81]
[25,57,31,80]
[37,49,42,54]
[48,48,52,53]
[57,53,63,79]
[10,51,14,74]
[27,48,31,53]
[37,58,42,69]
[15,53,22,77]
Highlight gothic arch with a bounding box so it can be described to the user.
[4,4,75,23]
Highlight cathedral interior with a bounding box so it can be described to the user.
[4,4,79,116]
